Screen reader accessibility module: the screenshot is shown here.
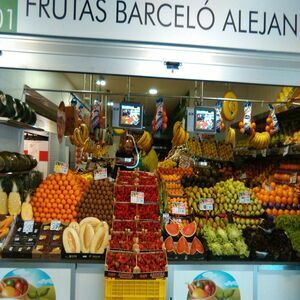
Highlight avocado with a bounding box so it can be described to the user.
[13,98,25,121]
[4,94,16,118]
[21,102,31,123]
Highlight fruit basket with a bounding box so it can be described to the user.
[104,278,166,300]
[112,220,136,232]
[110,231,134,251]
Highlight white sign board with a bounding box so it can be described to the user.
[1,1,300,53]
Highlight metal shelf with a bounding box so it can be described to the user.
[0,170,32,178]
[0,117,44,132]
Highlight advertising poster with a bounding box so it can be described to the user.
[173,269,253,300]
[0,268,72,300]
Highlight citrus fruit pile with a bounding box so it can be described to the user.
[31,171,90,223]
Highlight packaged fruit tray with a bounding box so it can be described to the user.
[104,278,166,300]
[112,220,161,233]
[105,250,167,279]
[113,202,160,221]
[110,231,163,252]
[0,216,16,253]
[114,185,158,203]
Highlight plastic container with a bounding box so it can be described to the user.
[104,278,166,300]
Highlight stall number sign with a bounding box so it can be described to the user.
[130,191,144,204]
[239,191,251,204]
[171,202,186,215]
[23,220,34,234]
[94,168,107,180]
[50,220,61,231]
[290,173,297,184]
[54,161,68,174]
[200,198,214,211]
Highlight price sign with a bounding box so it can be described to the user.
[261,149,267,157]
[238,191,251,204]
[162,213,170,223]
[50,220,61,231]
[94,168,107,180]
[290,173,297,184]
[23,220,34,234]
[200,198,214,211]
[130,191,144,204]
[265,184,271,192]
[251,150,257,158]
[283,145,290,157]
[171,202,186,215]
[54,161,68,174]
[240,173,247,180]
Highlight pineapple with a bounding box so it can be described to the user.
[0,180,8,215]
[8,181,21,216]
[21,194,33,221]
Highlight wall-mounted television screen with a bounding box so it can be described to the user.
[194,107,216,134]
[119,102,143,129]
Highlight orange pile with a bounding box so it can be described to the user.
[159,167,193,176]
[31,171,90,223]
[253,183,299,216]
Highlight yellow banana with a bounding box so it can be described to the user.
[80,124,89,140]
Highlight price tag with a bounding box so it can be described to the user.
[238,191,251,204]
[261,149,267,157]
[50,220,61,231]
[200,198,214,211]
[290,173,297,184]
[171,202,186,215]
[162,213,170,223]
[240,173,247,180]
[54,161,68,174]
[283,145,290,157]
[130,191,144,204]
[23,220,34,234]
[94,168,107,180]
[251,150,257,158]
[265,184,271,192]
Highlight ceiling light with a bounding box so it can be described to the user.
[149,88,158,95]
[96,79,106,86]
[107,101,114,106]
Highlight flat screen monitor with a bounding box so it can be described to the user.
[119,102,143,129]
[194,107,216,134]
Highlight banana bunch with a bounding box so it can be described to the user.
[225,127,236,146]
[70,124,90,147]
[249,131,271,149]
[172,121,189,146]
[137,131,153,153]
[93,144,107,158]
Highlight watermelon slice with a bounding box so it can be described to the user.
[190,237,205,255]
[165,223,180,237]
[180,221,197,238]
[177,236,190,255]
[164,236,176,253]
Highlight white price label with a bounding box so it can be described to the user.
[130,191,144,204]
[162,213,170,223]
[261,149,267,157]
[239,191,251,204]
[283,145,290,157]
[200,198,214,211]
[251,150,257,158]
[23,220,34,234]
[54,161,68,174]
[94,168,107,180]
[171,202,186,215]
[290,173,297,184]
[240,173,247,180]
[50,220,61,231]
[265,184,271,192]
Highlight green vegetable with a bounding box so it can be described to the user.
[226,224,242,240]
[209,242,223,256]
[216,227,228,242]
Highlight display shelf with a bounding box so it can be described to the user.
[0,170,32,177]
[0,117,44,131]
[234,144,300,157]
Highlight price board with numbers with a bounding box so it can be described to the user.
[238,191,251,204]
[200,198,214,211]
[130,191,144,204]
[171,202,187,215]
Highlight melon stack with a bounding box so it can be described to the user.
[105,171,167,278]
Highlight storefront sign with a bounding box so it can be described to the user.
[0,1,300,53]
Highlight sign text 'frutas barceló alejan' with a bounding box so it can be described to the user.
[1,0,300,53]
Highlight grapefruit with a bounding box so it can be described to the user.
[164,236,176,253]
[165,223,180,237]
[180,221,197,238]
[177,236,190,255]
[190,237,205,255]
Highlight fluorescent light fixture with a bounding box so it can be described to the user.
[149,88,158,95]
[96,79,106,86]
[107,101,114,106]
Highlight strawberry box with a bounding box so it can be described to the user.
[114,203,137,220]
[136,251,167,273]
[105,250,136,273]
[136,231,163,251]
[110,231,134,251]
[112,220,135,232]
